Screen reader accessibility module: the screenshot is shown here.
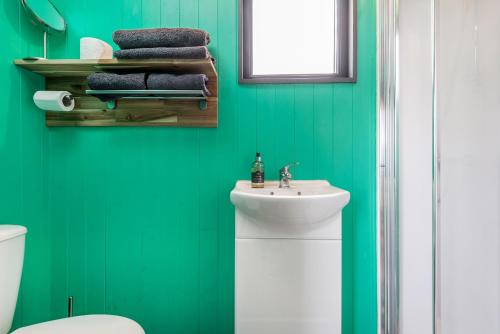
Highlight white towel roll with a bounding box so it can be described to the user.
[80,37,113,59]
[33,91,75,112]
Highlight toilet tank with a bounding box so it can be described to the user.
[0,225,27,334]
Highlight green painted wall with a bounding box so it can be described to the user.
[0,0,52,329]
[1,0,377,333]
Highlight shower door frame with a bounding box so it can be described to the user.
[377,0,400,333]
[377,0,439,333]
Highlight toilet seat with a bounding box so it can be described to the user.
[11,315,144,334]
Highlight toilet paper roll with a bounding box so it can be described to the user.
[33,91,75,112]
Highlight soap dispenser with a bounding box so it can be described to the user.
[251,152,265,188]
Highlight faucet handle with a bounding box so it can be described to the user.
[280,162,299,175]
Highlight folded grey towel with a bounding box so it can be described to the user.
[113,28,210,49]
[87,72,147,101]
[114,46,210,60]
[147,73,210,96]
[87,72,147,90]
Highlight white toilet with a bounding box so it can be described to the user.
[0,225,145,334]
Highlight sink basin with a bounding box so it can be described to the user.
[230,180,350,225]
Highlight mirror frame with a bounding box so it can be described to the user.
[21,0,66,34]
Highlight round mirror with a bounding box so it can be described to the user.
[21,0,66,33]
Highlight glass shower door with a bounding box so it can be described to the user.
[436,0,500,333]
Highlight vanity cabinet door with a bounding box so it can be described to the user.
[235,238,342,334]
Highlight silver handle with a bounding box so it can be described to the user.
[280,161,300,173]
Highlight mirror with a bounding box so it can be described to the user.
[21,0,66,33]
[21,0,66,59]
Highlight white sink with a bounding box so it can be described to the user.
[230,180,350,225]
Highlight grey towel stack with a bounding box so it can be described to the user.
[86,28,213,101]
[112,28,211,60]
[87,72,211,100]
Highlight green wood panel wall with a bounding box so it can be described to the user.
[1,0,377,333]
[0,0,51,329]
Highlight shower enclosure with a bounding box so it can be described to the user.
[379,0,500,333]
[435,1,500,333]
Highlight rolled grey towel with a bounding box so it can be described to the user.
[113,28,210,49]
[87,72,147,101]
[147,73,210,96]
[87,72,147,90]
[114,46,210,59]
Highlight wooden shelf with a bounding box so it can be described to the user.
[14,59,218,127]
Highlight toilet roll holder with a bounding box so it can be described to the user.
[33,91,75,112]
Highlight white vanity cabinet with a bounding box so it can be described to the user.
[231,180,350,334]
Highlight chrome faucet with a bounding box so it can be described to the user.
[279,162,299,188]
